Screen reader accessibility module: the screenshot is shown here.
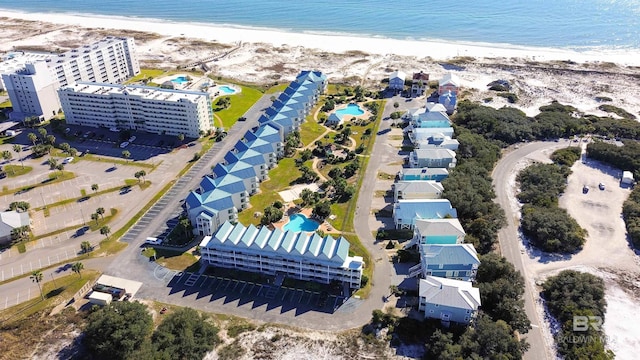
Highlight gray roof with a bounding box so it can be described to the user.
[420,244,479,266]
[419,276,481,310]
[413,148,456,160]
[394,180,444,195]
[414,218,466,238]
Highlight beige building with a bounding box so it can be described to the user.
[58,82,213,138]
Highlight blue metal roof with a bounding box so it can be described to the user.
[394,199,458,223]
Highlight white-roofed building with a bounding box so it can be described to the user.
[200,222,364,289]
[388,70,406,91]
[0,51,56,90]
[438,72,460,96]
[409,148,457,168]
[418,276,481,325]
[393,180,444,201]
[58,82,213,137]
[0,211,31,244]
[412,218,466,246]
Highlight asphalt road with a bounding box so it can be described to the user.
[492,141,566,360]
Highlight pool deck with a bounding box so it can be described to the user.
[272,206,338,234]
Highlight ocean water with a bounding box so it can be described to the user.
[2,0,639,50]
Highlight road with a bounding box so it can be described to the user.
[492,141,565,360]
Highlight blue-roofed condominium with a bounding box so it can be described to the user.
[392,199,457,229]
[200,222,364,289]
[408,148,457,169]
[408,243,479,281]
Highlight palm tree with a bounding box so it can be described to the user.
[48,158,58,170]
[68,148,78,157]
[80,241,92,254]
[91,213,100,225]
[134,170,147,184]
[30,270,44,300]
[71,262,84,278]
[55,163,64,177]
[122,150,131,163]
[37,127,47,140]
[59,142,71,153]
[177,133,185,144]
[100,225,111,240]
[1,151,13,174]
[179,217,191,239]
[28,133,37,145]
[96,207,105,220]
[91,184,99,194]
[46,134,56,146]
[12,145,23,168]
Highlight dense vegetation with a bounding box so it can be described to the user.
[622,187,640,248]
[586,140,640,179]
[516,149,586,252]
[456,99,640,145]
[542,270,613,360]
[82,303,220,360]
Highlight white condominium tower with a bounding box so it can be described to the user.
[58,82,213,138]
[48,37,140,87]
[2,37,140,120]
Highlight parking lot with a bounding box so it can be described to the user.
[167,271,346,315]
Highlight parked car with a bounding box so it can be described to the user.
[129,135,137,142]
[145,237,163,245]
[62,157,74,164]
[120,141,129,148]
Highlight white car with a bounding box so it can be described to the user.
[144,237,163,245]
[120,141,129,148]
[109,127,119,132]
[62,157,74,164]
[129,135,137,142]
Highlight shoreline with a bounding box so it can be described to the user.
[3,9,640,66]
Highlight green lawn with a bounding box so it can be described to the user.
[213,85,263,129]
[4,165,32,177]
[0,171,75,196]
[0,99,11,108]
[142,248,200,272]
[299,117,327,147]
[265,83,289,94]
[125,68,166,84]
[237,158,301,226]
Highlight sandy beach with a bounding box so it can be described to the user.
[2,10,640,121]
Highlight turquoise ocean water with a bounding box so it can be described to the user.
[1,0,639,51]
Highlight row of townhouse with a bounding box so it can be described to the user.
[387,71,459,113]
[390,99,482,326]
[185,70,327,237]
[191,71,365,290]
[199,221,363,289]
[1,37,140,121]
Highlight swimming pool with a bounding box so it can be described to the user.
[171,76,189,84]
[283,214,320,232]
[335,103,365,118]
[219,85,236,94]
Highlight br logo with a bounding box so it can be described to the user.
[573,316,602,332]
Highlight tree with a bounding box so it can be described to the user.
[28,132,37,145]
[179,216,192,239]
[96,207,105,220]
[59,142,71,153]
[458,314,528,359]
[100,225,111,240]
[91,213,100,225]
[11,225,30,242]
[9,201,30,212]
[312,201,331,219]
[261,205,283,225]
[81,241,92,254]
[122,150,131,162]
[30,270,44,300]
[68,147,78,157]
[300,188,318,206]
[71,262,84,278]
[55,163,64,176]
[152,307,220,359]
[92,183,99,194]
[12,144,23,168]
[48,157,58,170]
[393,101,399,109]
[134,170,147,183]
[83,301,153,360]
[1,150,12,165]
[177,133,185,144]
[37,127,47,139]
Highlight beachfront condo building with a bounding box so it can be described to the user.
[2,37,139,121]
[1,61,61,121]
[0,51,56,91]
[200,221,364,289]
[58,82,213,138]
[47,37,140,88]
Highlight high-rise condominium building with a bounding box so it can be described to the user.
[58,82,213,138]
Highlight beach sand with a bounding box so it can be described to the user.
[2,11,640,119]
